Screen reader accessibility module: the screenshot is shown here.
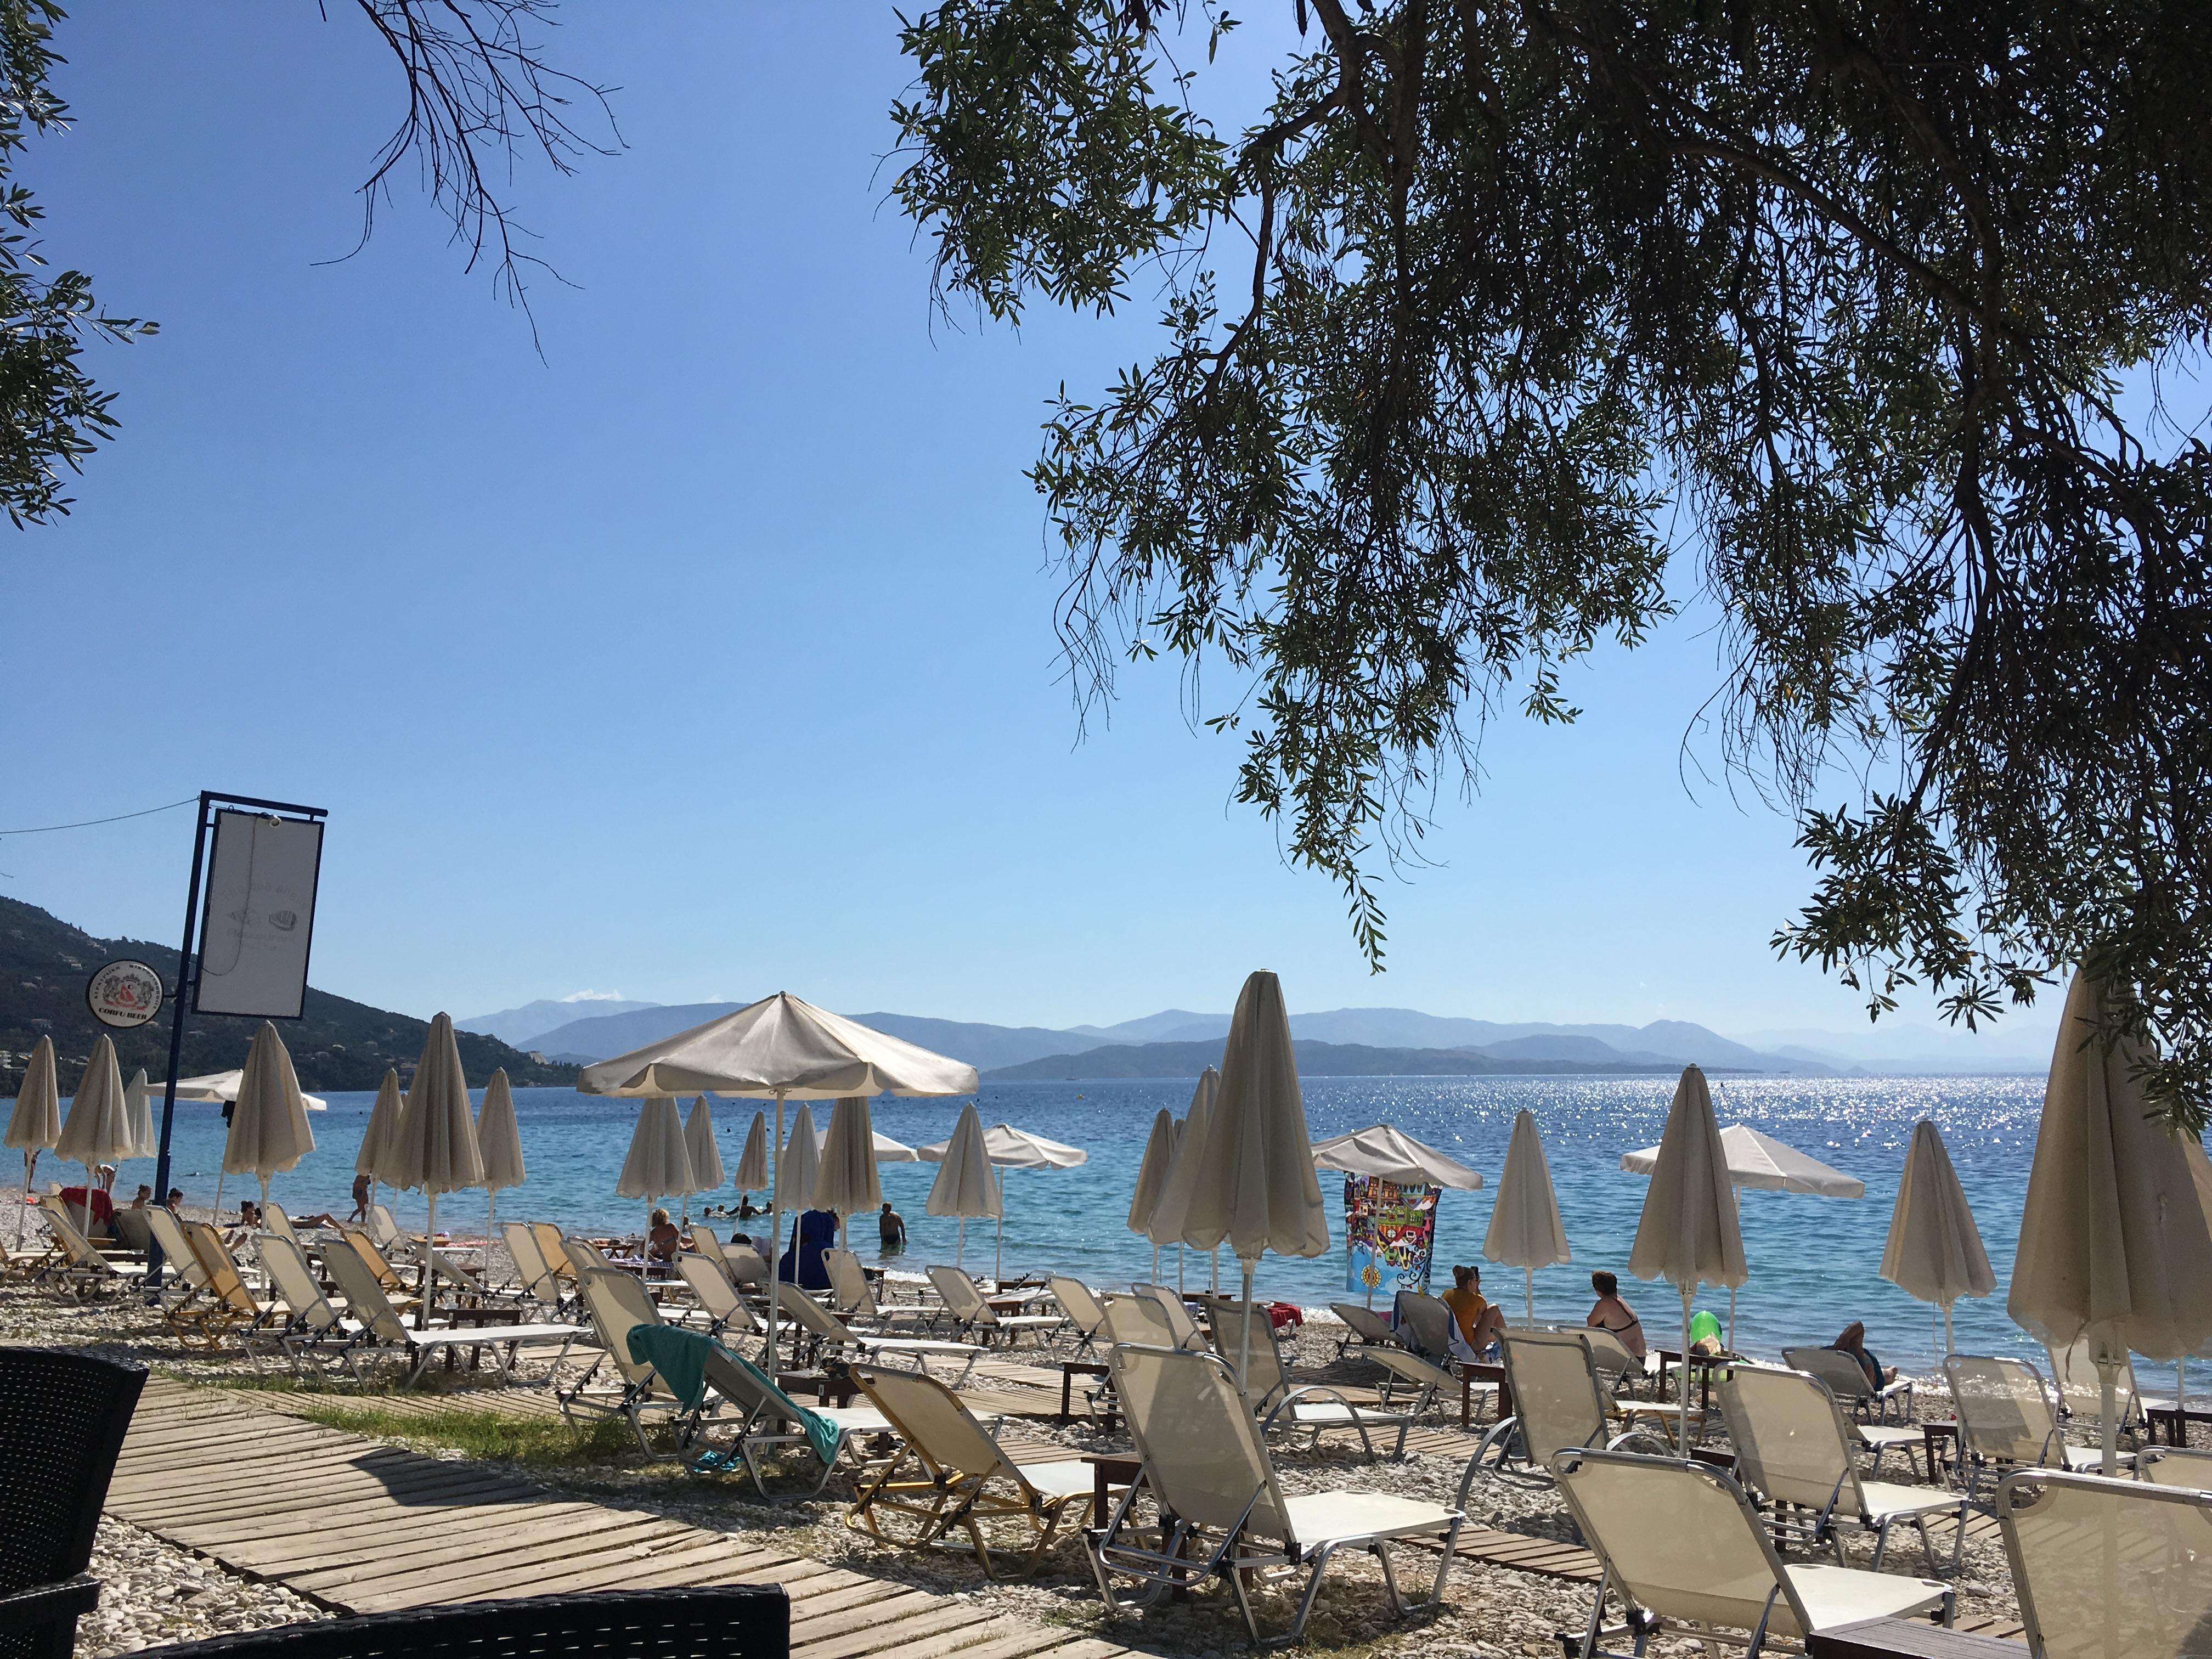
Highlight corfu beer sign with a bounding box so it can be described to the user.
[87,959,164,1028]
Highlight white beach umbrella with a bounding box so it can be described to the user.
[577,991,979,1377]
[2010,970,2212,1473]
[167,1070,330,1111]
[1878,1119,1994,1355]
[926,1100,1001,1272]
[776,1103,821,1213]
[386,1013,487,1325]
[682,1094,724,1223]
[475,1068,527,1229]
[1622,1118,1859,1345]
[918,1122,1087,1282]
[1628,1064,1748,1443]
[734,1110,769,1194]
[4,1039,59,1245]
[616,1096,697,1234]
[814,1096,884,1244]
[56,1035,134,1223]
[7,1036,61,1244]
[1163,971,1329,1383]
[1484,1109,1572,1322]
[219,1023,316,1222]
[1149,1066,1219,1293]
[1128,1108,1176,1282]
[815,1124,919,1161]
[123,1069,157,1160]
[356,1069,407,1211]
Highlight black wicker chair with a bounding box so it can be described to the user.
[0,1346,148,1659]
[128,1588,791,1659]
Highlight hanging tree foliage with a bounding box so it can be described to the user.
[890,0,2212,1128]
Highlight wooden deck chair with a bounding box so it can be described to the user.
[676,1253,760,1340]
[1366,1346,1496,1425]
[1555,1448,1952,1657]
[1461,1328,1673,1499]
[1783,1341,1916,1423]
[637,1325,881,1500]
[556,1266,692,1449]
[2139,1444,2212,1489]
[1094,1343,1463,1646]
[1999,1469,2212,1658]
[1945,1353,2123,1498]
[1718,1363,1968,1575]
[322,1240,585,1386]
[255,1233,366,1375]
[1329,1301,1401,1361]
[1226,1314,1415,1458]
[826,1249,928,1331]
[1047,1276,1110,1358]
[846,1363,1095,1574]
[774,1284,985,1384]
[2047,1335,2160,1442]
[35,1195,146,1300]
[927,1265,1065,1346]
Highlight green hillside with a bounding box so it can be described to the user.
[0,895,577,1094]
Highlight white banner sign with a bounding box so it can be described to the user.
[194,811,324,1019]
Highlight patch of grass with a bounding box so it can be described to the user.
[287,1402,644,1466]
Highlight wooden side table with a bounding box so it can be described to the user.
[1459,1361,1508,1430]
[1921,1420,1961,1485]
[1059,1359,1116,1430]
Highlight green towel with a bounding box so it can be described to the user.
[629,1323,843,1468]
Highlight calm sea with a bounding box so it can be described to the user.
[117,1072,2201,1388]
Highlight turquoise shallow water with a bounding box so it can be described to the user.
[119,1071,2197,1387]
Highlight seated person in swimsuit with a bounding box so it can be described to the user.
[646,1207,684,1262]
[1830,1319,1898,1386]
[1441,1263,1507,1358]
[1586,1270,1647,1361]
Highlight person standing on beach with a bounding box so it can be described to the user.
[878,1201,906,1254]
[349,1172,371,1224]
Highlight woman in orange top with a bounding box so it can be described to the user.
[1440,1263,1505,1357]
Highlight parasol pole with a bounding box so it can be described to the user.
[766,1090,785,1381]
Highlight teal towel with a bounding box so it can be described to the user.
[629,1323,843,1468]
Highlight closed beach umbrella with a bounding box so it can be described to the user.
[357,1069,407,1210]
[475,1068,527,1229]
[1628,1064,1747,1443]
[918,1122,1087,1282]
[5,1036,60,1244]
[1484,1109,1571,1322]
[1164,971,1329,1383]
[1150,1066,1220,1293]
[1879,1119,1994,1354]
[926,1099,1000,1272]
[57,1035,134,1222]
[734,1109,769,1194]
[577,991,978,1378]
[386,1013,487,1324]
[1128,1108,1175,1281]
[814,1096,883,1243]
[221,1023,316,1221]
[617,1096,697,1233]
[682,1094,724,1223]
[816,1124,919,1161]
[2010,970,2212,1472]
[123,1069,157,1160]
[776,1103,821,1220]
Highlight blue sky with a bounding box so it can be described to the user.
[0,5,2055,1047]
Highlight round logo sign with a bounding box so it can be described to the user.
[87,960,164,1029]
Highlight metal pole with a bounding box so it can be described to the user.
[765,1091,784,1383]
[149,794,213,1288]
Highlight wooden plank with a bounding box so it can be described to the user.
[799,1604,1003,1659]
[307,1518,704,1600]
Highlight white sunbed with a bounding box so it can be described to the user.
[255,1232,368,1375]
[1047,1274,1111,1359]
[1555,1447,1953,1656]
[36,1195,148,1299]
[1945,1353,2129,1498]
[1997,1469,2212,1657]
[503,1221,571,1316]
[676,1252,761,1340]
[320,1238,585,1387]
[1105,1290,1182,1349]
[557,1265,696,1449]
[1096,1342,1463,1646]
[1366,1344,1496,1425]
[775,1283,986,1386]
[1718,1362,1970,1575]
[1329,1300,1402,1361]
[1784,1341,1916,1423]
[2046,1334,2164,1441]
[928,1265,1066,1347]
[828,1248,930,1332]
[1461,1328,1674,1500]
[1228,1314,1419,1458]
[2137,1444,2212,1489]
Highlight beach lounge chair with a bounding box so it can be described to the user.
[35,1195,146,1299]
[1329,1301,1402,1361]
[142,1206,211,1308]
[1093,1342,1463,1646]
[827,1249,928,1331]
[1717,1363,1968,1575]
[1047,1276,1110,1358]
[1104,1290,1180,1348]
[503,1222,572,1316]
[556,1267,693,1450]
[337,1226,422,1314]
[322,1240,585,1387]
[688,1231,768,1287]
[1554,1448,1953,1656]
[1581,1327,1654,1397]
[109,1207,154,1256]
[1226,1317,1416,1458]
[1461,1328,1673,1499]
[676,1253,761,1340]
[1783,1341,1915,1423]
[1393,1290,1458,1363]
[1996,1468,2212,1657]
[624,1323,884,1500]
[1366,1346,1495,1425]
[1945,1353,2127,1497]
[927,1265,1065,1347]
[773,1284,986,1385]
[253,1233,366,1376]
[263,1203,306,1246]
[530,1221,579,1286]
[1130,1283,1209,1350]
[2046,1335,2162,1443]
[2138,1444,2212,1488]
[368,1201,404,1251]
[845,1363,1096,1573]
[166,1222,281,1355]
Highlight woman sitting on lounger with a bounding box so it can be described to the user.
[1830,1321,1898,1387]
[647,1208,684,1262]
[1585,1271,1646,1360]
[1441,1264,1506,1360]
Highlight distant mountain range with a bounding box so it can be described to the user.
[984,1039,1724,1082]
[464,992,2046,1081]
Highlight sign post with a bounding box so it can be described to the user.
[148,792,326,1286]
